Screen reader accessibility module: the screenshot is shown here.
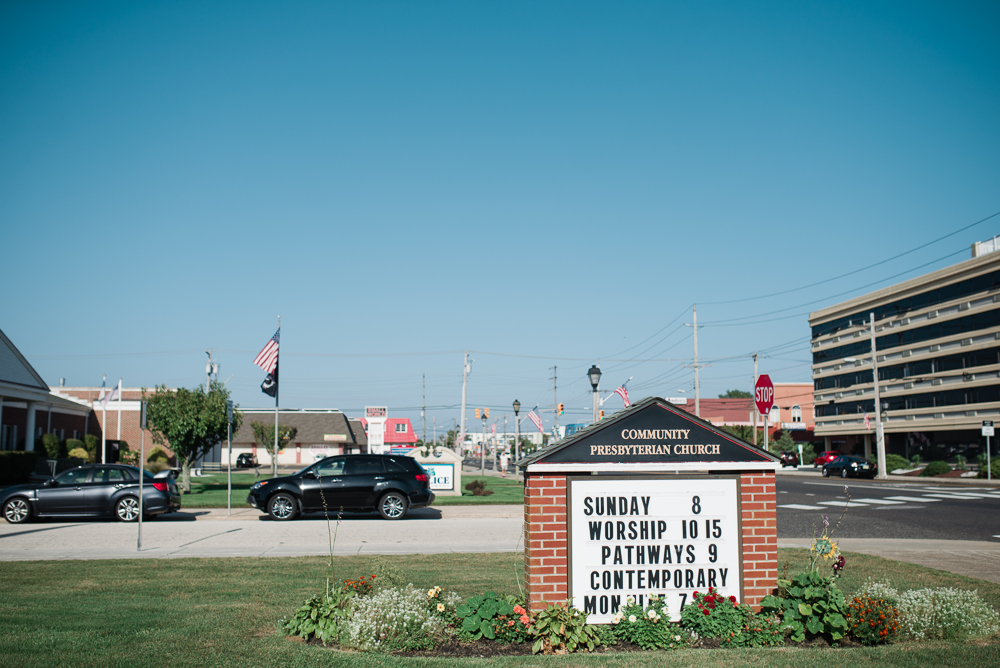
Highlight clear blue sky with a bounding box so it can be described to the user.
[2,1,998,435]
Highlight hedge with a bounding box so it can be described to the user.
[0,451,40,485]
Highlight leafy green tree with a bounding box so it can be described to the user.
[719,389,751,398]
[720,425,762,443]
[251,421,298,477]
[770,430,796,453]
[143,382,242,493]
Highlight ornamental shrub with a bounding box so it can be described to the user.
[67,447,90,461]
[65,438,85,456]
[342,584,460,651]
[612,595,688,649]
[41,433,64,459]
[978,457,1000,479]
[83,434,99,461]
[464,480,494,496]
[455,591,529,643]
[723,612,785,647]
[897,587,1000,640]
[282,586,356,645]
[341,575,375,597]
[145,461,169,474]
[883,454,909,473]
[679,587,749,639]
[847,595,900,645]
[147,447,169,463]
[921,460,951,477]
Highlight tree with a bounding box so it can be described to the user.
[720,425,762,443]
[250,421,298,477]
[143,382,242,493]
[719,389,751,398]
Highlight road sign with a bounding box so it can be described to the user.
[754,374,774,415]
[983,420,994,437]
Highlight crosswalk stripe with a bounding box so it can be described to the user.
[885,496,941,503]
[851,498,906,505]
[818,500,865,507]
[923,493,986,499]
[777,504,824,510]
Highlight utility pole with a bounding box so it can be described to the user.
[871,312,887,479]
[693,305,700,417]
[551,366,558,432]
[422,373,426,444]
[459,352,470,455]
[753,352,758,446]
[480,412,487,475]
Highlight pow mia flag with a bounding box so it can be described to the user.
[261,362,278,397]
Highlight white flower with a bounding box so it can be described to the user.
[427,588,437,598]
[626,596,635,605]
[628,614,637,623]
[674,635,681,641]
[436,603,445,612]
[647,608,657,619]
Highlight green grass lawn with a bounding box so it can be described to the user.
[1,549,997,667]
[178,473,525,508]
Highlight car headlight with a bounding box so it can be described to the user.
[251,481,269,490]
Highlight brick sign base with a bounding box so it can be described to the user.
[523,471,777,612]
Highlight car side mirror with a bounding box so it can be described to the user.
[44,478,57,487]
[305,470,318,479]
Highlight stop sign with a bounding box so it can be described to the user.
[754,374,774,416]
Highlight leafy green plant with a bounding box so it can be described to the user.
[679,587,748,640]
[83,434,99,461]
[723,612,785,647]
[65,439,85,456]
[341,575,375,597]
[883,453,909,473]
[760,570,849,642]
[455,591,529,643]
[281,584,355,645]
[921,460,951,477]
[528,600,602,654]
[909,454,922,466]
[955,454,967,470]
[612,594,687,649]
[847,595,900,645]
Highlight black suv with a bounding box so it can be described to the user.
[235,453,257,468]
[246,454,433,521]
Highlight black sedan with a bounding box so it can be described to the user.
[247,454,434,521]
[822,455,877,479]
[1,464,181,524]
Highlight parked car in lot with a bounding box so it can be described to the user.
[779,451,799,467]
[235,453,258,468]
[823,455,877,479]
[246,454,434,521]
[813,451,841,467]
[1,464,181,524]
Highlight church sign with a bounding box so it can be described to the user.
[519,397,780,621]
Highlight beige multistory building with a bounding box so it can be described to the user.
[810,244,1000,461]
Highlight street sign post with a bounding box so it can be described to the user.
[754,374,774,453]
[985,421,994,480]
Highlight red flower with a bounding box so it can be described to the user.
[703,609,710,615]
[729,596,737,603]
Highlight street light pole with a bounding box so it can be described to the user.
[513,400,521,483]
[588,365,602,424]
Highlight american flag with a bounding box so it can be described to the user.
[864,413,871,430]
[254,328,280,373]
[526,406,544,433]
[614,382,631,407]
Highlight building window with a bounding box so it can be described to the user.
[395,423,407,433]
[769,406,780,423]
[791,405,802,422]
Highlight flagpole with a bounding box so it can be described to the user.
[101,374,107,465]
[273,316,280,479]
[116,378,122,444]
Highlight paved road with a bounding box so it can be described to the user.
[0,505,525,561]
[775,476,1000,541]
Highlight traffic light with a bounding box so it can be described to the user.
[599,410,605,420]
[474,408,480,419]
[484,408,490,418]
[558,403,564,415]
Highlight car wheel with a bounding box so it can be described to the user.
[3,497,31,524]
[822,468,829,477]
[841,468,848,478]
[378,492,408,520]
[268,493,298,521]
[115,496,140,522]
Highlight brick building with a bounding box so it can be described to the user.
[0,329,91,452]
